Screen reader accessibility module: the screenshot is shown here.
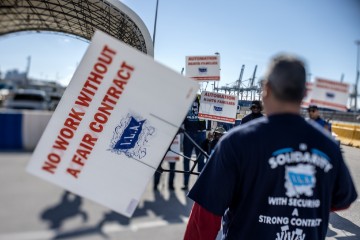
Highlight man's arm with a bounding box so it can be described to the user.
[184,202,222,240]
[331,154,358,211]
[331,205,352,212]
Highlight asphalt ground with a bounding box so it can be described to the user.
[0,145,359,240]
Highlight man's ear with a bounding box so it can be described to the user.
[262,81,270,99]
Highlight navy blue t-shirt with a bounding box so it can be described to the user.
[188,114,357,240]
[313,117,332,132]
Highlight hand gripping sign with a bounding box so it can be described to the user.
[27,30,199,217]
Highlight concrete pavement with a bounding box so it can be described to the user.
[0,145,359,240]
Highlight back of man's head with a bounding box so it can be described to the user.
[265,54,306,103]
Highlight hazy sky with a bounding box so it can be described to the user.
[0,0,359,95]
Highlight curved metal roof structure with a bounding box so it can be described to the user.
[0,0,154,56]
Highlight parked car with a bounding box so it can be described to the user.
[3,89,50,110]
[0,83,15,108]
[48,93,62,111]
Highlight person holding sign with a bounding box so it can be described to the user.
[184,54,357,239]
[182,95,206,191]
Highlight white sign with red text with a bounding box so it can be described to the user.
[164,134,181,162]
[198,91,238,123]
[27,31,199,217]
[185,55,220,81]
[302,78,349,111]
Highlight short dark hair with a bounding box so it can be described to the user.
[265,54,306,103]
[250,100,263,111]
[308,104,318,112]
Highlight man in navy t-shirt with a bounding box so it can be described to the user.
[184,54,357,240]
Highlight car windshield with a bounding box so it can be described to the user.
[13,94,45,101]
[50,96,61,101]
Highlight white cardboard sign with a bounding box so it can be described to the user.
[164,134,181,162]
[185,55,220,81]
[27,31,199,217]
[303,78,349,111]
[198,91,238,123]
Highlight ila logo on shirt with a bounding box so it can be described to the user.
[110,114,155,160]
[285,164,316,198]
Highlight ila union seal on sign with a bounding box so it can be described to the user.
[110,113,155,160]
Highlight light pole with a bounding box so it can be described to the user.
[355,40,360,111]
[214,52,220,91]
[153,0,159,49]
